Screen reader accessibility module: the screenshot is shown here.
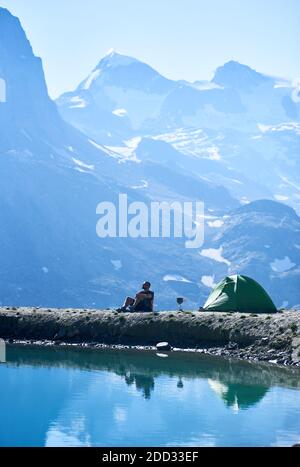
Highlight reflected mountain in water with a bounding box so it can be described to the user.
[2,345,300,447]
[6,344,300,407]
[124,373,155,400]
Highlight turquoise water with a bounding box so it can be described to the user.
[0,344,300,447]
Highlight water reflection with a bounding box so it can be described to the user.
[124,373,155,399]
[1,345,300,447]
[5,344,300,408]
[0,339,6,363]
[177,377,184,389]
[208,380,268,410]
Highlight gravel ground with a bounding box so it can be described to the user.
[0,307,299,367]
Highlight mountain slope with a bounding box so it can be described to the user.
[1,8,237,309]
[2,8,300,309]
[201,200,300,308]
[0,8,129,307]
[57,49,177,144]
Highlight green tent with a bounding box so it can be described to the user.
[203,275,277,313]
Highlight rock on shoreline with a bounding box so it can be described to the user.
[0,307,299,366]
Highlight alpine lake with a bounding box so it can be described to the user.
[0,344,299,447]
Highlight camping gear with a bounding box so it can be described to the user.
[176,297,184,311]
[203,275,277,313]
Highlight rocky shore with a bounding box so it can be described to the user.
[0,307,299,366]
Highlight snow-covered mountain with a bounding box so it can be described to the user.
[0,8,238,309]
[57,54,300,135]
[57,49,176,144]
[159,60,299,131]
[57,52,300,214]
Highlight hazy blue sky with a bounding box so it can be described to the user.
[1,0,300,98]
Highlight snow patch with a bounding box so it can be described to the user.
[102,52,137,69]
[200,247,231,266]
[104,138,142,162]
[163,275,192,283]
[106,145,139,162]
[69,96,87,108]
[105,48,115,57]
[131,179,148,189]
[154,128,222,161]
[274,194,289,201]
[270,256,295,273]
[206,147,221,161]
[89,139,105,152]
[83,69,101,90]
[274,79,292,89]
[112,108,127,117]
[258,122,300,136]
[74,167,90,174]
[72,157,94,171]
[124,136,142,148]
[230,179,243,185]
[207,220,224,228]
[201,276,216,288]
[192,81,224,91]
[258,123,272,133]
[240,197,250,204]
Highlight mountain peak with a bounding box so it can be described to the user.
[0,7,33,57]
[0,7,58,134]
[212,60,272,90]
[0,6,15,18]
[78,51,141,91]
[77,51,175,94]
[104,47,116,57]
[96,50,139,71]
[234,199,299,220]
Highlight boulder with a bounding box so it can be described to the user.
[156,341,171,351]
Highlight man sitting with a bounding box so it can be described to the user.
[117,281,154,312]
